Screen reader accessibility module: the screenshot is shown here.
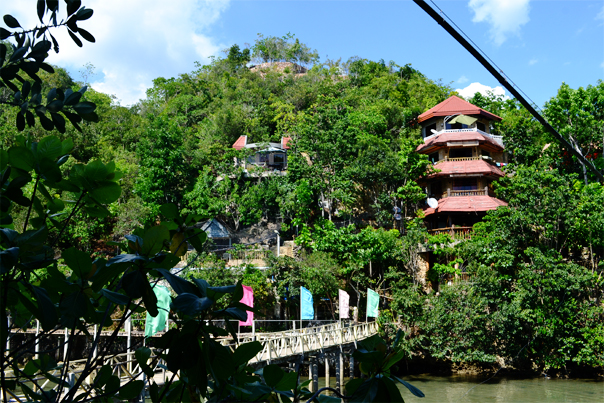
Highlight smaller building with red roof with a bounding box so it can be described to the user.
[231,136,292,173]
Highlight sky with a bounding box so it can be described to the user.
[4,0,604,108]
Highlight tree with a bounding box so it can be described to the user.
[134,115,192,209]
[544,81,604,184]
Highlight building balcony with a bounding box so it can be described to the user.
[424,128,504,146]
[440,186,494,198]
[427,226,473,239]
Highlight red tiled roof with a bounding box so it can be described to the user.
[427,160,505,179]
[232,135,247,150]
[418,96,502,123]
[423,195,507,216]
[417,131,504,153]
[282,137,292,149]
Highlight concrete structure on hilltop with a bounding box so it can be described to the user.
[416,95,508,237]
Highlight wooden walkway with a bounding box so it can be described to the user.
[5,322,378,402]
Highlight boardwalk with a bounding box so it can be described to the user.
[5,321,378,402]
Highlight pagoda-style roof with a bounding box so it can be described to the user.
[426,159,505,179]
[417,130,504,153]
[423,195,507,216]
[418,96,502,124]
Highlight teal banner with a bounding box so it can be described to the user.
[145,285,171,338]
[300,286,314,320]
[366,288,379,318]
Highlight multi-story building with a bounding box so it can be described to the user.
[416,95,508,237]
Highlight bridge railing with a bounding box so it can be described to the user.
[222,321,379,364]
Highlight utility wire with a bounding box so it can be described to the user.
[413,0,603,182]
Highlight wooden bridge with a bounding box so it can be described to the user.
[5,321,378,402]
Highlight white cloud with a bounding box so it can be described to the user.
[597,5,604,23]
[528,58,538,66]
[456,82,509,100]
[457,75,469,84]
[468,0,531,46]
[3,0,230,105]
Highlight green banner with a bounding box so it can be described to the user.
[366,288,379,318]
[145,285,171,338]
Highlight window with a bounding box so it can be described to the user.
[452,178,478,190]
[446,123,468,130]
[481,149,490,158]
[430,181,442,197]
[429,152,439,163]
[425,123,437,137]
[476,122,486,131]
[273,154,284,163]
[449,148,473,158]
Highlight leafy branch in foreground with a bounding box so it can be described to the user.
[1,0,98,133]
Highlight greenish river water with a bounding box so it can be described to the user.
[321,375,603,402]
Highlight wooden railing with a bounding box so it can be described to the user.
[223,321,379,365]
[443,188,488,197]
[435,156,482,164]
[428,226,473,239]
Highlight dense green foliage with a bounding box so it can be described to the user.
[2,4,603,400]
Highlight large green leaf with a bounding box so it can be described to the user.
[90,181,121,204]
[263,364,284,388]
[156,268,198,296]
[118,380,144,400]
[38,157,62,182]
[135,347,154,377]
[100,289,130,305]
[0,149,8,171]
[8,146,35,172]
[172,293,213,316]
[31,285,58,330]
[142,225,169,256]
[394,376,425,398]
[62,247,92,279]
[0,247,19,274]
[275,371,298,391]
[122,270,146,299]
[83,159,107,180]
[141,277,158,317]
[233,341,263,366]
[36,136,63,160]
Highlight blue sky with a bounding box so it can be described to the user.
[4,1,604,108]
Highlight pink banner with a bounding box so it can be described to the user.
[239,285,254,326]
[339,289,349,319]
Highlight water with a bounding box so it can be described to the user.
[320,375,604,403]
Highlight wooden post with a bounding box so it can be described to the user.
[63,328,69,362]
[126,316,132,373]
[92,325,98,359]
[447,188,451,197]
[312,357,319,393]
[308,359,314,392]
[35,320,40,359]
[338,350,344,393]
[325,354,330,391]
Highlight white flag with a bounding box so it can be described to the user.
[338,289,349,319]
